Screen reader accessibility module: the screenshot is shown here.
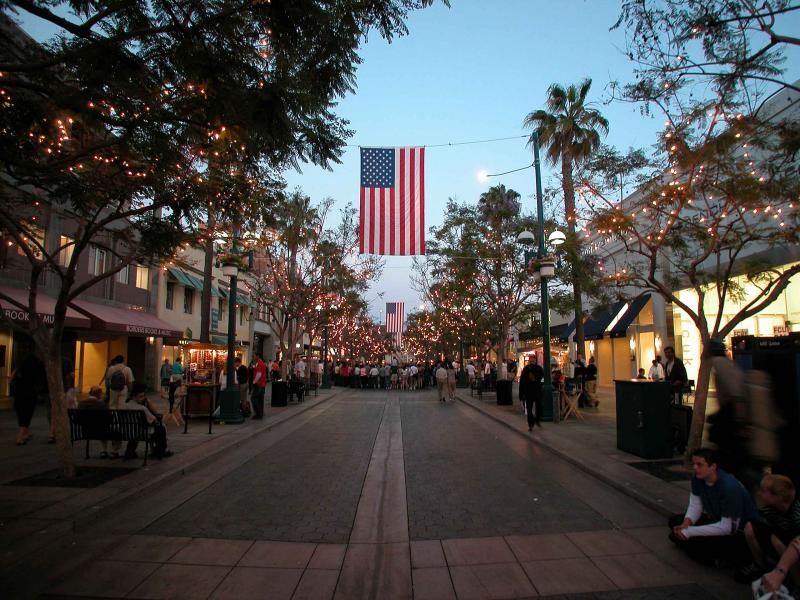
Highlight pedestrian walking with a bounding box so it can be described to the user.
[12,354,44,446]
[250,354,267,419]
[168,357,184,413]
[103,355,134,458]
[520,355,544,430]
[446,359,457,400]
[160,358,171,398]
[664,346,688,405]
[584,356,599,407]
[435,361,448,402]
[235,357,251,416]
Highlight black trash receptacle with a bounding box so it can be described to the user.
[272,381,287,407]
[615,379,672,459]
[496,379,513,405]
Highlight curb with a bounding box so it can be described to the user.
[456,392,680,518]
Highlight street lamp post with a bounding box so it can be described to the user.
[515,133,555,420]
[219,244,244,424]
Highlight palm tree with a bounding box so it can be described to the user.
[523,78,608,359]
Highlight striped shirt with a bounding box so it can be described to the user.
[761,499,800,544]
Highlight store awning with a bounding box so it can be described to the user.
[0,285,91,328]
[608,294,651,338]
[219,287,253,307]
[168,268,222,297]
[70,299,182,337]
[584,301,627,341]
[558,319,577,342]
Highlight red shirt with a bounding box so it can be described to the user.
[254,360,268,388]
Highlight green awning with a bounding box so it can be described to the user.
[168,267,196,288]
[211,335,228,345]
[219,287,253,307]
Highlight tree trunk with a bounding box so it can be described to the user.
[560,157,585,359]
[498,321,509,378]
[686,352,713,458]
[43,349,75,478]
[199,233,214,343]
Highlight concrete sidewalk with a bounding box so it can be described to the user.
[457,383,691,518]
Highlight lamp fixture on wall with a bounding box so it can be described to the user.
[629,335,636,361]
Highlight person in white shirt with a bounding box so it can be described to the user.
[648,357,665,381]
[466,362,476,385]
[294,358,307,379]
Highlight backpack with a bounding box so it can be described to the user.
[109,369,126,391]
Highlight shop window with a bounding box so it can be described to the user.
[166,281,175,310]
[218,297,224,316]
[135,265,149,289]
[57,235,74,267]
[240,306,245,326]
[116,263,129,284]
[184,288,194,314]
[89,245,107,275]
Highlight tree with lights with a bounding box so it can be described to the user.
[580,0,800,458]
[418,187,541,372]
[249,190,382,363]
[523,78,609,359]
[0,0,435,476]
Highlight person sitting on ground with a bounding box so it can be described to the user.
[738,474,800,582]
[78,385,108,410]
[124,383,172,459]
[669,448,758,567]
[758,536,800,595]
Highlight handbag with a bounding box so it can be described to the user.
[752,578,795,600]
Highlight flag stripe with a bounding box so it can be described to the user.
[419,148,425,255]
[359,186,365,253]
[409,147,416,254]
[399,149,406,256]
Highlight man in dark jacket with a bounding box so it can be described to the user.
[664,346,688,405]
[519,355,545,431]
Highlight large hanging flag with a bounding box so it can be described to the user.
[385,302,405,349]
[360,147,425,255]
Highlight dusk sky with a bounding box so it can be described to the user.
[16,1,800,324]
[281,0,800,322]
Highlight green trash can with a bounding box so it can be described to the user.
[615,379,673,459]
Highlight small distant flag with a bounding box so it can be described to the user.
[359,147,425,255]
[385,302,405,349]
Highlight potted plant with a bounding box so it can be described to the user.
[218,253,248,277]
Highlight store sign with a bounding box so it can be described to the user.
[733,328,749,337]
[211,308,219,331]
[125,324,176,336]
[773,325,790,336]
[3,307,54,325]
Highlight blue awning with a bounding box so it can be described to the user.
[558,319,577,342]
[608,294,651,338]
[584,301,627,341]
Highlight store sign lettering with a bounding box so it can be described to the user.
[125,324,174,336]
[4,308,54,325]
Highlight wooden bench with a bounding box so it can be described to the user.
[68,409,151,465]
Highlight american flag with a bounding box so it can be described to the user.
[360,147,425,255]
[385,302,405,349]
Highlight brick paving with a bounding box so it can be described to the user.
[144,398,386,543]
[402,396,616,540]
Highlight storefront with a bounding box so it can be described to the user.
[673,262,800,384]
[0,285,91,397]
[563,294,666,387]
[70,299,182,393]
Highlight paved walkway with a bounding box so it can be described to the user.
[0,387,750,599]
